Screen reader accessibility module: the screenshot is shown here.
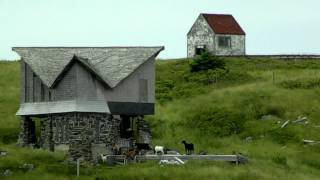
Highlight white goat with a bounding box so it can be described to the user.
[154,146,164,155]
[100,154,107,163]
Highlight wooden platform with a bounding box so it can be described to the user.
[105,154,248,165]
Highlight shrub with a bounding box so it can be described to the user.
[190,50,226,72]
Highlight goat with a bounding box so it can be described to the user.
[100,154,107,163]
[124,148,138,160]
[182,140,194,155]
[154,146,164,155]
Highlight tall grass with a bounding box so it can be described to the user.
[1,58,320,179]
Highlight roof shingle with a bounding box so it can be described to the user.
[202,14,245,35]
[13,47,164,88]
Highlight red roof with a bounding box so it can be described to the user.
[202,14,245,35]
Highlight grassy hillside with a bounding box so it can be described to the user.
[1,58,320,179]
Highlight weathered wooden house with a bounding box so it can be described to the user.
[13,47,164,161]
[187,13,246,57]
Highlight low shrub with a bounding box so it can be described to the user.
[190,50,226,72]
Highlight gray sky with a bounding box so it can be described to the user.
[1,0,320,60]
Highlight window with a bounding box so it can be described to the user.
[139,79,148,102]
[195,45,206,55]
[218,36,231,48]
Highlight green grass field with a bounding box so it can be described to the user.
[1,58,320,179]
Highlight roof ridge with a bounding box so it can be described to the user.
[13,46,164,49]
[201,13,233,16]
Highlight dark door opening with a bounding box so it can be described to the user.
[195,45,206,55]
[120,116,133,138]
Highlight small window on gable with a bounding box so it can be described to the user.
[139,79,148,102]
[218,36,231,48]
[195,45,206,55]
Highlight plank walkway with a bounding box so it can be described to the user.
[105,154,248,165]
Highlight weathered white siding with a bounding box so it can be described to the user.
[214,35,245,56]
[187,14,245,57]
[187,15,215,58]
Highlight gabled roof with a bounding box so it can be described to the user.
[201,14,245,35]
[13,47,164,88]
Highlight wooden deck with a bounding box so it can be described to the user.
[105,154,248,165]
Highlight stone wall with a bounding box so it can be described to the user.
[18,113,153,161]
[17,116,36,147]
[38,113,121,161]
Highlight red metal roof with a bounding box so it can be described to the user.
[202,14,245,35]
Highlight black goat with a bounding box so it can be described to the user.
[182,140,194,155]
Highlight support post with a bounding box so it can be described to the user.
[77,158,80,177]
[18,116,35,147]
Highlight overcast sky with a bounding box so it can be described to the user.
[1,0,320,60]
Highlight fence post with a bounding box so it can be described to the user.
[272,71,275,85]
[77,158,80,177]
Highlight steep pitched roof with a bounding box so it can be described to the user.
[13,47,164,88]
[202,14,245,35]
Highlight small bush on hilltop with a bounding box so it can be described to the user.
[190,50,226,72]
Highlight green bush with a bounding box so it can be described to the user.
[190,50,226,72]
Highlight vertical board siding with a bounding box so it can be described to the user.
[54,64,77,101]
[21,61,26,103]
[25,63,34,102]
[139,79,148,102]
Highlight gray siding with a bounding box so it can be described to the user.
[26,63,34,102]
[54,64,77,101]
[22,61,51,103]
[76,63,100,102]
[103,57,155,103]
[75,57,155,103]
[20,61,25,103]
[20,57,155,115]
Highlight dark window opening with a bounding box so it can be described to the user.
[139,79,148,102]
[120,116,133,138]
[218,36,231,48]
[195,45,206,55]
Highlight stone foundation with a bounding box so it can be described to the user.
[18,113,152,161]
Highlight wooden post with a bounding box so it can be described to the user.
[272,71,275,85]
[77,158,80,177]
